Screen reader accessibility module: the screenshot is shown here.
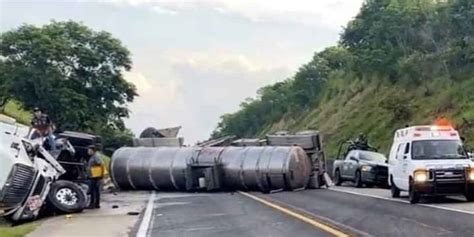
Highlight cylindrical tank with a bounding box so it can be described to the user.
[110,146,311,192]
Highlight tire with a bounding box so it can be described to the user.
[390,177,401,198]
[465,192,474,202]
[3,212,18,223]
[47,180,87,214]
[139,127,163,138]
[354,170,363,188]
[365,183,374,188]
[409,180,420,204]
[334,169,343,186]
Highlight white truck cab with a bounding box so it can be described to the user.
[0,118,87,222]
[388,125,474,204]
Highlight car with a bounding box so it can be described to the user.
[388,125,474,204]
[333,149,388,188]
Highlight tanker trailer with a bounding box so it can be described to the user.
[110,146,311,193]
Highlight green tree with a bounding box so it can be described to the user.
[0,21,137,151]
[212,0,474,153]
[0,21,137,130]
[0,60,11,109]
[211,47,350,138]
[341,0,444,81]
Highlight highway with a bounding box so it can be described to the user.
[253,188,474,236]
[140,192,334,237]
[138,187,474,237]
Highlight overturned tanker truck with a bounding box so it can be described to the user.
[110,130,328,193]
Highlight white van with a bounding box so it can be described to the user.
[388,125,474,203]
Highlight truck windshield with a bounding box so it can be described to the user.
[359,151,387,162]
[412,140,467,160]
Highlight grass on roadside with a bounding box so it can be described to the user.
[0,218,39,237]
[1,101,31,125]
[101,154,111,176]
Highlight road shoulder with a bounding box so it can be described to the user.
[26,191,150,237]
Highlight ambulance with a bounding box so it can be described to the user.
[388,125,474,204]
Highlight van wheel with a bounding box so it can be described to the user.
[47,180,87,213]
[409,180,420,204]
[354,171,363,188]
[390,177,401,198]
[334,170,342,186]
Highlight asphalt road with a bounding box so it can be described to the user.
[331,185,474,213]
[139,187,474,237]
[253,188,474,237]
[145,192,332,237]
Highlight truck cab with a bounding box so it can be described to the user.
[0,119,87,223]
[388,125,474,203]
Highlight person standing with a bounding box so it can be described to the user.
[30,107,56,152]
[87,145,104,209]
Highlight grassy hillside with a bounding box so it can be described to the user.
[258,75,474,157]
[1,101,31,125]
[212,0,474,158]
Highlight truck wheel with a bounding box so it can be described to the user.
[390,177,401,198]
[354,171,363,188]
[47,180,87,214]
[409,180,420,204]
[465,192,474,202]
[334,170,342,186]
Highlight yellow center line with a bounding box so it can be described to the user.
[237,191,350,237]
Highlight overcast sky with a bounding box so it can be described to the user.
[0,0,364,144]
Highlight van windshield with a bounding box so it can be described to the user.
[412,140,468,160]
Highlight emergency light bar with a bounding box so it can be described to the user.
[414,126,453,132]
[396,125,458,139]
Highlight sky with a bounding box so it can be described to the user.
[0,0,364,144]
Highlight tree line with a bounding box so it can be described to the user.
[212,0,474,139]
[0,21,137,155]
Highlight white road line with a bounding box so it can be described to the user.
[137,191,156,237]
[330,188,474,215]
[419,203,474,215]
[331,188,409,204]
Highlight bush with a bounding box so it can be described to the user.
[380,95,412,121]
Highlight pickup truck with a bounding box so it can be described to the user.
[333,149,389,188]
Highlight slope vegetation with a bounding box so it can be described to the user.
[212,0,474,156]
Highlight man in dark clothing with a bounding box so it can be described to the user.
[87,145,104,209]
[354,133,369,150]
[30,107,56,152]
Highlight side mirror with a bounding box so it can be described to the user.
[403,155,408,160]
